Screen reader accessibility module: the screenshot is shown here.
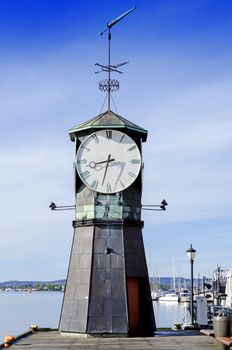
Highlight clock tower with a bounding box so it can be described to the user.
[59,111,155,336]
[59,7,156,337]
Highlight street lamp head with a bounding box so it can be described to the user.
[204,282,212,290]
[186,244,196,262]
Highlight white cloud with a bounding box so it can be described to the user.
[0,146,73,258]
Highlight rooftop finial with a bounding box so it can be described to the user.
[96,6,136,112]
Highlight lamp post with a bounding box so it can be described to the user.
[186,244,196,326]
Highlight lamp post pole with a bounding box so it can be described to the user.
[186,244,196,326]
[190,257,194,325]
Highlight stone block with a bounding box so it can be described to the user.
[69,318,86,333]
[123,227,141,241]
[111,300,127,318]
[69,255,81,271]
[92,254,110,269]
[109,227,121,238]
[91,268,106,283]
[110,254,124,268]
[88,300,111,317]
[87,317,112,333]
[75,283,89,299]
[111,277,127,300]
[61,300,78,317]
[90,280,111,300]
[95,226,110,239]
[112,317,128,333]
[93,238,106,253]
[124,254,147,277]
[124,240,143,255]
[64,276,77,300]
[77,299,89,317]
[79,253,92,268]
[59,316,71,332]
[107,237,123,254]
[81,268,91,284]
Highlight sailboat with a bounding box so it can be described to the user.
[158,290,180,302]
[158,261,180,302]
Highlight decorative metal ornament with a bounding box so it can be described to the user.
[99,79,119,92]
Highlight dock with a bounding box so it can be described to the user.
[6,329,219,350]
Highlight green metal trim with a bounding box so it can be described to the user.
[68,110,148,142]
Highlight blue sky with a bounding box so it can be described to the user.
[0,0,232,281]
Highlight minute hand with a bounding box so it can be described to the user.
[95,158,115,166]
[86,158,115,168]
[102,154,112,186]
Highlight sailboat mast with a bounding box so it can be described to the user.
[172,260,176,290]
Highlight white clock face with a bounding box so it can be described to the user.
[76,129,141,194]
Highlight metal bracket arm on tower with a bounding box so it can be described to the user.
[49,199,168,212]
[142,199,168,211]
[49,202,75,211]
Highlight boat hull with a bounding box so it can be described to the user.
[158,293,179,302]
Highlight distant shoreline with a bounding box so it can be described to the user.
[0,280,66,292]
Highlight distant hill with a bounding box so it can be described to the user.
[0,277,199,289]
[0,280,66,287]
[150,276,198,289]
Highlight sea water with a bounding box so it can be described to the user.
[0,291,63,341]
[0,292,186,341]
[153,300,187,328]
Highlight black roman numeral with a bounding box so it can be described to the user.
[80,170,90,179]
[127,145,136,152]
[91,180,98,190]
[107,182,112,193]
[91,134,99,143]
[130,159,140,164]
[120,135,125,143]
[77,159,87,164]
[106,130,112,139]
[128,172,136,178]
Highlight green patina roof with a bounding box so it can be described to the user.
[69,110,148,142]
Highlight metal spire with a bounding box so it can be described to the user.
[96,6,136,112]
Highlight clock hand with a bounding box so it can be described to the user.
[102,154,111,186]
[96,158,115,165]
[113,162,126,191]
[87,158,115,169]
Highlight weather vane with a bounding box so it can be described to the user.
[96,6,136,112]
